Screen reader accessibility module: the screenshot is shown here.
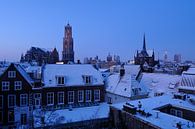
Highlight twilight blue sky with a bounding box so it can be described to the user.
[0,0,195,62]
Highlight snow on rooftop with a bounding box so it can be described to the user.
[106,73,132,97]
[106,73,148,98]
[124,65,140,76]
[183,67,195,75]
[112,95,195,129]
[140,73,181,96]
[33,103,110,128]
[43,64,104,87]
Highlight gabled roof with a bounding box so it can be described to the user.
[42,64,104,87]
[0,63,34,86]
[14,64,34,85]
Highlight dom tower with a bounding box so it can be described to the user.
[62,23,74,63]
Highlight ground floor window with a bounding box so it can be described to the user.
[21,114,27,125]
[58,92,64,104]
[94,90,100,101]
[8,110,14,122]
[68,91,74,104]
[47,92,54,106]
[86,90,91,102]
[78,90,84,102]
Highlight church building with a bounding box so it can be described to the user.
[62,23,74,63]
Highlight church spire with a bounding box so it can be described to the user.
[143,34,146,51]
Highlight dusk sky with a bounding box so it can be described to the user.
[0,0,195,62]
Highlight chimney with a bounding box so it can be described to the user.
[155,111,160,118]
[120,68,125,76]
[77,60,81,64]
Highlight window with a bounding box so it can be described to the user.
[68,91,74,104]
[2,81,10,91]
[86,90,91,102]
[94,90,100,101]
[20,94,28,106]
[21,114,27,125]
[8,95,15,108]
[170,108,183,118]
[56,76,65,85]
[58,92,64,104]
[78,90,84,102]
[47,92,54,105]
[0,95,3,108]
[34,93,41,99]
[8,71,16,78]
[177,110,183,118]
[8,110,14,122]
[83,75,92,84]
[0,111,2,123]
[14,81,22,90]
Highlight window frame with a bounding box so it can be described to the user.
[78,90,84,102]
[2,81,10,91]
[57,92,64,105]
[21,113,27,125]
[94,89,100,102]
[56,76,65,85]
[8,71,16,78]
[68,91,74,104]
[8,95,16,108]
[20,94,28,106]
[85,90,92,102]
[8,110,14,122]
[47,92,54,106]
[14,81,22,90]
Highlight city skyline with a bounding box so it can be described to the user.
[0,0,195,62]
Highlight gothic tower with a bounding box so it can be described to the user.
[62,23,74,63]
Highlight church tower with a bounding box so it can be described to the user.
[62,23,74,63]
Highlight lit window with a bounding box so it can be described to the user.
[21,114,27,125]
[94,90,100,101]
[14,81,22,90]
[47,92,54,105]
[8,95,15,108]
[20,94,28,106]
[8,71,16,78]
[2,81,10,91]
[56,76,65,85]
[58,92,64,105]
[0,95,3,108]
[78,90,84,102]
[86,90,91,102]
[8,111,14,122]
[68,91,74,104]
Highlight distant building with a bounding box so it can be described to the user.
[174,54,181,63]
[62,23,74,63]
[21,47,59,65]
[107,53,112,62]
[164,51,168,62]
[134,35,159,72]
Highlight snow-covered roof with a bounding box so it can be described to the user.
[106,73,147,98]
[14,64,34,84]
[25,66,42,73]
[183,67,195,75]
[106,73,132,97]
[112,95,195,129]
[43,64,104,87]
[140,73,181,96]
[124,65,140,76]
[33,103,109,128]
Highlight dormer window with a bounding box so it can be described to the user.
[83,75,93,84]
[56,76,65,85]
